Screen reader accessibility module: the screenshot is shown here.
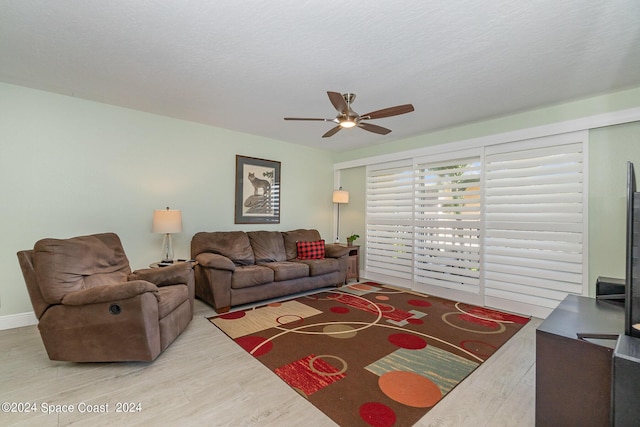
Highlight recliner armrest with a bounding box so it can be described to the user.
[129,262,194,287]
[325,244,349,258]
[195,253,236,271]
[61,280,158,306]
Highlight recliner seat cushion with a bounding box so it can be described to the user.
[231,265,274,289]
[33,233,131,304]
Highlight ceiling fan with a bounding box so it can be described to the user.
[284,91,414,138]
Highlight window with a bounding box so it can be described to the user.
[364,133,587,317]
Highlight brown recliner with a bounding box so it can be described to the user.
[17,232,195,362]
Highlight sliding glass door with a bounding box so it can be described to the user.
[365,132,587,316]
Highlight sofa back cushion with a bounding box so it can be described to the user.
[247,231,287,263]
[33,233,131,304]
[191,231,255,266]
[282,229,322,260]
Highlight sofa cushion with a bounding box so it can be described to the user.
[231,265,274,289]
[294,258,339,277]
[248,231,287,263]
[33,233,131,304]
[283,229,322,260]
[260,261,309,281]
[296,240,325,260]
[191,231,255,266]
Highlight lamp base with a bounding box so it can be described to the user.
[161,233,174,263]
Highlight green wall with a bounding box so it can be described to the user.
[337,167,366,264]
[589,122,640,291]
[0,82,335,317]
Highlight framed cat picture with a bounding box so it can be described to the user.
[235,155,281,224]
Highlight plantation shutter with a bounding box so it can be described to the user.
[413,153,483,304]
[366,161,414,286]
[483,135,586,316]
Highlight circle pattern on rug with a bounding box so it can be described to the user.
[349,283,376,291]
[219,310,245,320]
[309,355,347,376]
[323,324,357,339]
[369,302,395,313]
[235,336,272,356]
[331,306,350,314]
[375,295,390,301]
[275,314,304,327]
[388,333,427,349]
[379,371,442,408]
[359,402,397,427]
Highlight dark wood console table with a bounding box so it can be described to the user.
[536,294,624,426]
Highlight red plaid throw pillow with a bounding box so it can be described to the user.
[296,240,325,260]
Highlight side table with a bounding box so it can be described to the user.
[149,259,193,268]
[344,245,360,283]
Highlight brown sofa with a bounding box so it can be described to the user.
[17,233,195,362]
[191,229,349,313]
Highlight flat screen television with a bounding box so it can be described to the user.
[625,161,640,338]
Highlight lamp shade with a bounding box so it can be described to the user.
[332,190,349,204]
[152,208,183,234]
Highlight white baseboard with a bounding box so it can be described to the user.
[0,312,38,330]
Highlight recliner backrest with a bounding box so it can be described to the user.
[32,233,131,304]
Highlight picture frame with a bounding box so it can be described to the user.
[235,155,281,224]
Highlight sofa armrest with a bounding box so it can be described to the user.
[195,253,236,271]
[325,244,349,258]
[61,281,158,306]
[129,262,195,287]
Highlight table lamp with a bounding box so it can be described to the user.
[152,207,183,262]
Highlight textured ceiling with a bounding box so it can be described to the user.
[1,1,639,152]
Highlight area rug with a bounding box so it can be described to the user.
[208,282,529,427]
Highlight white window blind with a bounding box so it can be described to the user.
[362,132,587,317]
[484,140,585,314]
[366,161,414,286]
[413,156,483,301]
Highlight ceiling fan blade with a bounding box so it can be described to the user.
[327,91,349,115]
[322,126,342,138]
[284,117,331,121]
[358,122,392,135]
[361,104,414,120]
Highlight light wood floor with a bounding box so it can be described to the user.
[0,291,542,427]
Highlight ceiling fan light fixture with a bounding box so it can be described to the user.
[339,119,357,129]
[284,91,414,137]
